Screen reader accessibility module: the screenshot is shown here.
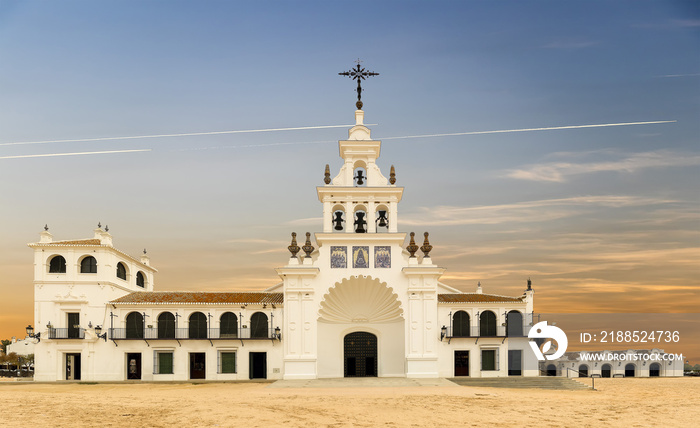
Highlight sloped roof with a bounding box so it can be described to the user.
[438,293,524,303]
[40,239,102,245]
[110,291,284,305]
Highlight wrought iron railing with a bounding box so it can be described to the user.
[48,328,85,339]
[444,324,532,338]
[108,327,278,340]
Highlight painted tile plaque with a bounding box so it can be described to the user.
[330,246,347,268]
[352,246,369,268]
[374,246,391,268]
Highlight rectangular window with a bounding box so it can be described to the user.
[481,349,497,371]
[219,351,237,374]
[154,351,174,374]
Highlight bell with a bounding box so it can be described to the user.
[354,212,367,233]
[354,170,365,186]
[376,210,388,228]
[333,212,344,231]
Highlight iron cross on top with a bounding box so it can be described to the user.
[339,59,379,110]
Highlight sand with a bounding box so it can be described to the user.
[0,377,698,427]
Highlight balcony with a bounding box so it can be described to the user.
[443,324,533,340]
[108,327,279,341]
[48,327,85,339]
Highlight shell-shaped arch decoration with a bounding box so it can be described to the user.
[318,275,403,323]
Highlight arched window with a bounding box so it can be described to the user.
[479,311,497,336]
[452,311,470,337]
[353,210,367,233]
[125,312,144,339]
[220,312,238,338]
[578,364,589,377]
[158,312,175,339]
[625,363,636,377]
[332,204,346,232]
[250,312,268,339]
[506,311,523,336]
[375,205,389,232]
[189,312,207,339]
[49,255,66,273]
[136,271,145,288]
[601,364,612,378]
[116,262,127,280]
[546,364,557,376]
[649,363,661,377]
[80,256,97,273]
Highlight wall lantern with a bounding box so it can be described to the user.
[26,325,40,343]
[274,326,281,341]
[94,325,108,342]
[440,325,447,341]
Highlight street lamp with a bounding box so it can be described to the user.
[94,325,107,342]
[25,325,40,343]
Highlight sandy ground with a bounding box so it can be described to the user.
[0,377,698,427]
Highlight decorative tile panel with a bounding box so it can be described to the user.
[352,246,369,269]
[374,246,391,268]
[330,246,347,268]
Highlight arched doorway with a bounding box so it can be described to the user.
[344,332,377,377]
[625,363,636,377]
[546,364,557,376]
[601,364,612,378]
[649,363,661,377]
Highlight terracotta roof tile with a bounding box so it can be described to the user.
[43,239,102,245]
[110,291,284,305]
[438,293,524,303]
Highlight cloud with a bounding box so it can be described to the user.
[400,196,673,226]
[286,217,323,226]
[505,150,700,182]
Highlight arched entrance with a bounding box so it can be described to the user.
[649,363,661,377]
[344,332,377,377]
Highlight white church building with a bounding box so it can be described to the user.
[29,105,542,382]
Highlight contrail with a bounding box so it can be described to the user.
[381,120,677,140]
[0,124,368,147]
[0,149,151,160]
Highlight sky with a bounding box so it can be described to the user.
[0,1,698,359]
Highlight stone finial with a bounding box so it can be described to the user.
[105,225,109,232]
[476,281,483,294]
[324,164,331,184]
[527,277,532,291]
[420,232,432,257]
[288,232,300,258]
[302,232,315,258]
[144,249,147,255]
[44,224,49,231]
[406,232,419,258]
[390,165,396,185]
[97,222,102,229]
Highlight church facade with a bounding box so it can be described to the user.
[29,106,540,382]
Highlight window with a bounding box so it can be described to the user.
[218,351,237,374]
[479,311,497,336]
[154,351,174,374]
[250,312,269,339]
[158,312,175,339]
[220,312,238,338]
[126,312,144,339]
[49,255,67,273]
[136,271,145,288]
[189,312,207,339]
[116,263,127,280]
[80,256,97,273]
[481,349,498,371]
[452,311,470,337]
[506,311,523,336]
[578,364,589,377]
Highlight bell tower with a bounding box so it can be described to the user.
[317,108,403,234]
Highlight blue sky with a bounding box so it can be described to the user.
[1,0,698,357]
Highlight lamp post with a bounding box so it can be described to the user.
[26,325,41,343]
